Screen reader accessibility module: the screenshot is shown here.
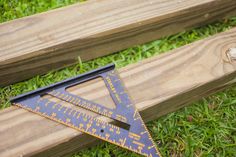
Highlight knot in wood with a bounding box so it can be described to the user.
[226,48,236,62]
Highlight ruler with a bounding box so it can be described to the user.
[11,64,162,157]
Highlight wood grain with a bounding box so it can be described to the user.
[1,27,236,157]
[1,0,236,86]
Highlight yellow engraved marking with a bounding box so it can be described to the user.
[59,93,64,99]
[79,123,83,128]
[116,114,127,122]
[133,109,138,118]
[92,128,96,133]
[51,112,57,117]
[68,109,73,115]
[66,118,71,123]
[141,131,147,135]
[64,107,68,113]
[116,130,121,135]
[138,146,143,153]
[77,113,81,119]
[115,94,121,103]
[105,76,121,103]
[15,88,163,157]
[86,123,92,131]
[129,136,140,141]
[134,117,141,121]
[148,145,155,150]
[120,138,126,146]
[73,111,77,117]
[105,133,110,139]
[52,103,57,109]
[69,96,73,102]
[70,96,74,102]
[129,132,141,139]
[129,145,132,150]
[132,141,145,147]
[14,103,159,157]
[123,139,127,147]
[75,98,80,104]
[58,105,63,111]
[64,95,69,101]
[83,117,87,121]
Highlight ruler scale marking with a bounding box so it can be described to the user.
[11,64,162,157]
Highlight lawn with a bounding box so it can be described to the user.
[0,1,236,157]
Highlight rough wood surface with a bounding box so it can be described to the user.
[1,0,236,86]
[1,27,236,157]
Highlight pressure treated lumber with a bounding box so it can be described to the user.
[1,26,236,157]
[1,0,236,86]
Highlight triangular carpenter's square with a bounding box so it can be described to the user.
[11,64,162,157]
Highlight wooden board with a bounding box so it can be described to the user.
[1,27,236,157]
[1,0,236,86]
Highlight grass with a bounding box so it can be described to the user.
[0,1,236,157]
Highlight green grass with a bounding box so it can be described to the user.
[0,1,236,157]
[0,0,85,23]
